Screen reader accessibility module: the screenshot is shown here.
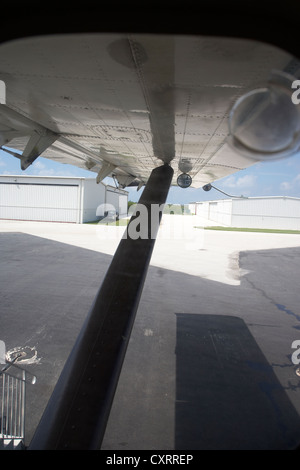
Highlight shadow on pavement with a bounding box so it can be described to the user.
[175,314,300,449]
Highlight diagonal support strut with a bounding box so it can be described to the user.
[29,163,174,450]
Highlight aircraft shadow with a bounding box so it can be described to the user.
[175,313,300,450]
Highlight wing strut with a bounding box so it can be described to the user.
[29,163,174,450]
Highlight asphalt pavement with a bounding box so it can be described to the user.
[1,216,300,449]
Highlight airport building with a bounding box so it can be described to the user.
[191,196,300,230]
[0,175,128,224]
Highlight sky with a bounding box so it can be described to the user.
[1,147,300,205]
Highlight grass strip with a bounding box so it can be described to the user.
[200,226,300,234]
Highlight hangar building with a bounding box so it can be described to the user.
[191,196,300,230]
[0,175,128,224]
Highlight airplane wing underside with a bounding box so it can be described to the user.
[0,33,299,188]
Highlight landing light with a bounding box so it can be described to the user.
[228,71,300,160]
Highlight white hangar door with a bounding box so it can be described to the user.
[118,194,128,217]
[106,189,128,217]
[0,182,80,223]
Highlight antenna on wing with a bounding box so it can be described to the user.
[202,183,247,199]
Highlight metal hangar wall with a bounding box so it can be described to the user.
[193,196,300,230]
[0,175,128,224]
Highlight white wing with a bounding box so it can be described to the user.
[0,33,299,187]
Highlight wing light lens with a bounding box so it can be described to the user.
[228,71,300,160]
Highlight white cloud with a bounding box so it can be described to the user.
[222,175,235,188]
[280,174,300,192]
[32,161,46,170]
[222,174,256,189]
[30,160,76,177]
[236,175,256,188]
[280,181,292,191]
